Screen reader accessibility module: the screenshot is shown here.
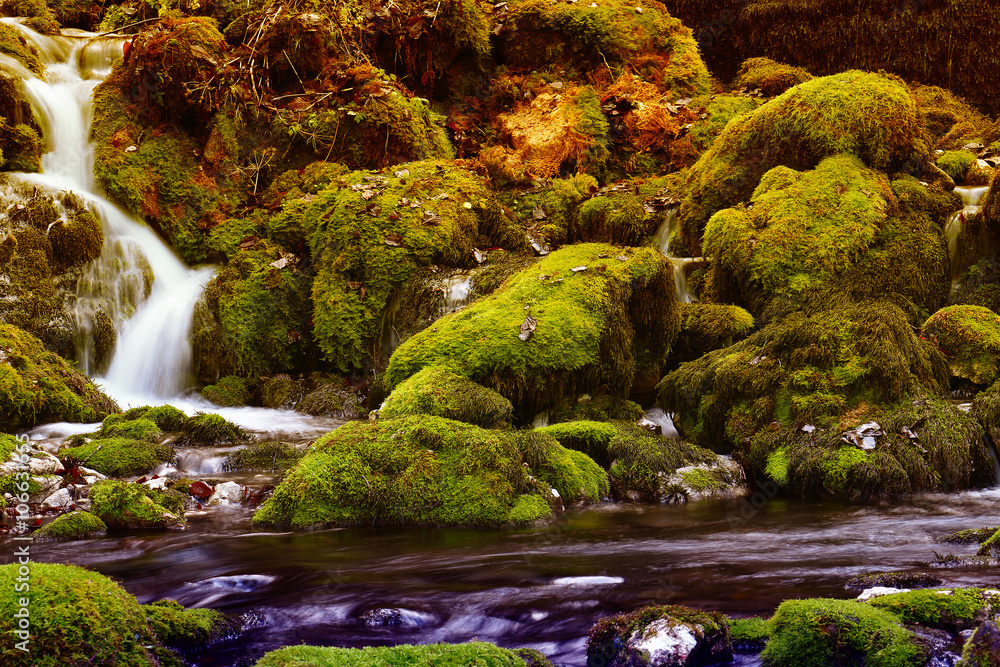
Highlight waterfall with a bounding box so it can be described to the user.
[945,185,991,285]
[2,21,214,402]
[653,207,701,303]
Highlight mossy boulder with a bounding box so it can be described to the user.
[0,120,42,173]
[142,598,233,658]
[670,303,754,367]
[733,57,812,96]
[910,84,992,151]
[253,642,541,667]
[517,431,608,503]
[534,420,620,467]
[386,243,680,420]
[705,154,952,319]
[728,617,770,653]
[938,150,980,184]
[89,479,184,529]
[587,604,732,667]
[761,598,923,667]
[748,396,995,499]
[0,562,160,666]
[59,437,174,478]
[659,302,948,451]
[675,71,926,255]
[959,621,1000,667]
[34,510,107,540]
[922,305,1000,385]
[99,416,162,442]
[867,588,996,633]
[379,366,514,427]
[201,375,249,407]
[0,21,43,76]
[294,379,364,419]
[178,413,250,447]
[0,324,119,431]
[272,159,520,372]
[223,441,302,472]
[252,415,554,529]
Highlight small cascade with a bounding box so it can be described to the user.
[439,272,474,316]
[2,21,215,401]
[653,207,702,303]
[945,185,991,284]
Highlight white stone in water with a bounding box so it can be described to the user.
[628,618,700,666]
[857,586,910,601]
[208,481,244,506]
[143,477,169,491]
[551,575,624,586]
[0,450,63,476]
[41,488,73,508]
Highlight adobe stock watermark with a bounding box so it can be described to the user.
[10,433,34,653]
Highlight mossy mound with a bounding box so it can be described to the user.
[89,479,184,529]
[587,604,731,667]
[678,94,762,160]
[201,375,249,407]
[60,437,174,478]
[178,413,250,447]
[534,420,620,467]
[386,243,679,420]
[922,305,1000,385]
[761,598,923,667]
[142,598,232,658]
[501,0,710,97]
[938,150,979,184]
[0,562,160,666]
[733,57,812,96]
[670,303,754,367]
[223,441,302,472]
[379,366,514,427]
[868,588,994,633]
[0,119,42,173]
[99,416,162,442]
[705,154,951,319]
[0,21,43,76]
[253,642,538,667]
[0,324,119,431]
[910,84,992,151]
[252,415,553,529]
[517,431,608,503]
[728,617,771,653]
[272,160,518,372]
[748,396,995,499]
[34,510,107,540]
[110,404,186,431]
[675,71,926,255]
[659,302,948,451]
[295,379,364,419]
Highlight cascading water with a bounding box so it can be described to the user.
[2,21,215,402]
[653,207,702,303]
[945,185,991,284]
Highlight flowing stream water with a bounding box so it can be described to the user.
[4,21,1000,667]
[654,207,702,303]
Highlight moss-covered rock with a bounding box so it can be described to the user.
[386,243,679,420]
[252,415,553,529]
[748,396,995,499]
[0,562,160,666]
[535,420,620,467]
[675,71,926,255]
[910,84,992,151]
[761,598,923,667]
[178,413,250,447]
[253,642,536,667]
[294,379,364,419]
[733,57,812,96]
[142,598,233,658]
[587,604,732,667]
[705,154,951,319]
[0,120,42,173]
[728,617,770,653]
[959,620,1000,667]
[99,416,162,442]
[0,324,119,431]
[143,404,187,431]
[34,510,107,540]
[922,305,1000,385]
[517,430,608,503]
[59,437,174,478]
[223,441,302,472]
[379,366,514,427]
[867,588,995,633]
[938,150,980,184]
[201,375,250,407]
[89,479,184,529]
[670,303,754,367]
[660,301,948,451]
[0,21,43,76]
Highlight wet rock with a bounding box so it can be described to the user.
[358,608,433,628]
[208,481,244,506]
[142,477,170,491]
[958,621,1000,666]
[587,604,731,667]
[41,487,73,509]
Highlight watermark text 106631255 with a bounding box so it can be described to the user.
[11,433,33,653]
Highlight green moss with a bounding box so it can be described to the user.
[0,562,159,666]
[942,527,1000,544]
[253,642,532,667]
[536,420,619,467]
[201,375,249,407]
[868,588,990,632]
[179,413,250,447]
[517,431,608,502]
[676,71,925,255]
[671,303,754,366]
[379,366,514,427]
[845,572,942,590]
[937,150,979,184]
[252,415,552,529]
[60,437,174,477]
[0,324,119,431]
[100,417,162,442]
[733,57,812,96]
[0,472,42,497]
[764,447,789,486]
[587,604,729,666]
[682,94,762,156]
[223,441,302,472]
[958,620,1000,667]
[89,479,184,529]
[0,122,42,173]
[728,617,770,652]
[922,305,1000,385]
[909,84,992,151]
[660,302,948,451]
[34,511,107,540]
[386,243,680,420]
[142,599,230,655]
[761,598,923,667]
[0,22,43,76]
[607,425,717,500]
[145,405,187,431]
